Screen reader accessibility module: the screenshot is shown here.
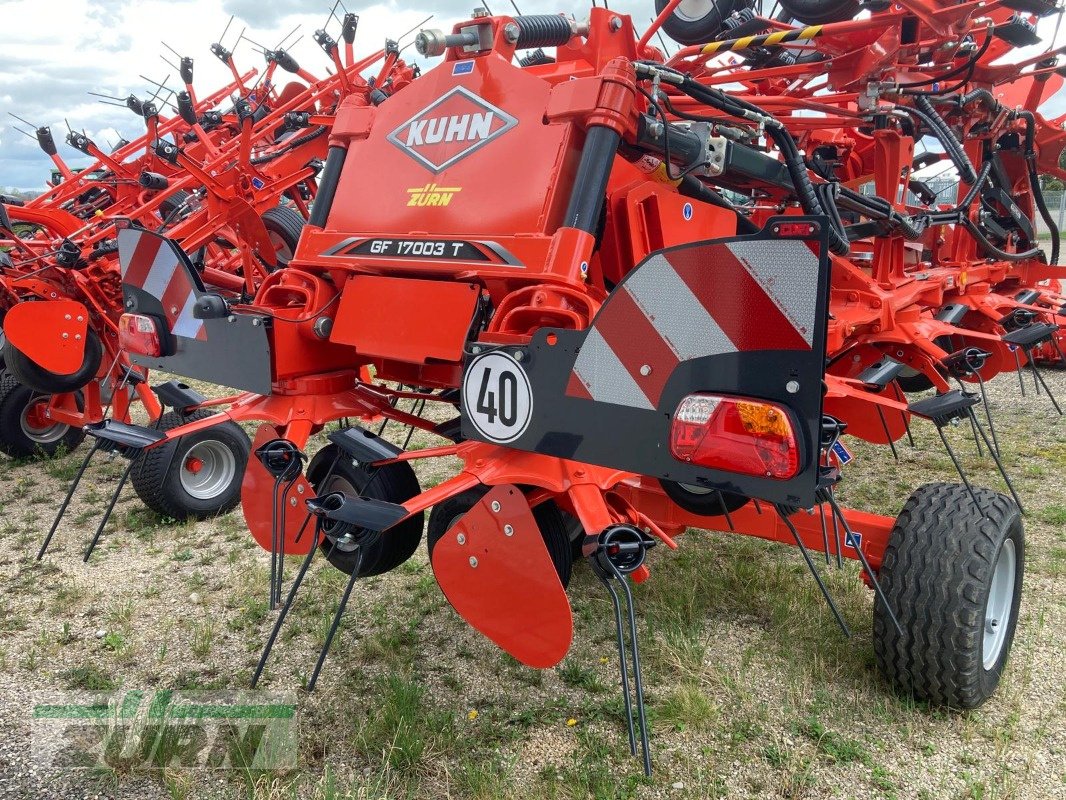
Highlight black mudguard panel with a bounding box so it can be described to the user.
[460,217,831,508]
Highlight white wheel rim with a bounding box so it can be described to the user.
[268,231,294,262]
[20,396,69,445]
[982,538,1016,670]
[674,0,715,23]
[179,440,237,501]
[678,482,713,495]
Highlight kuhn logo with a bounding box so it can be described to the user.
[387,86,517,173]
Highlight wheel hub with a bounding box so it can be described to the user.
[179,439,237,500]
[20,397,69,444]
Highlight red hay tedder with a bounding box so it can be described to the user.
[1,12,416,518]
[13,0,1065,773]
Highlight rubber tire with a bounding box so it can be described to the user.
[0,374,85,458]
[261,206,305,268]
[658,478,749,517]
[4,327,103,394]
[130,409,250,521]
[306,445,424,577]
[426,487,573,588]
[874,482,1024,708]
[895,370,935,394]
[779,0,860,24]
[656,0,753,46]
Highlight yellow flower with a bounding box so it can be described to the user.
[467,710,478,721]
[599,657,609,665]
[566,718,577,727]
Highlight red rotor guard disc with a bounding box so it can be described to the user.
[431,484,573,668]
[4,299,89,375]
[241,424,317,556]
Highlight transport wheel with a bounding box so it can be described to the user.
[131,409,250,520]
[261,206,305,268]
[874,482,1023,708]
[655,0,753,46]
[895,367,934,393]
[0,374,85,458]
[306,445,424,577]
[427,488,574,587]
[658,479,749,517]
[779,0,860,24]
[4,327,103,394]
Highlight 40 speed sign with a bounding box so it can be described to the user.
[462,351,533,444]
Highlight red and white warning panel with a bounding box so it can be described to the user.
[460,219,831,509]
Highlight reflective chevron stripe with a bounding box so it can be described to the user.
[118,228,205,341]
[568,240,818,410]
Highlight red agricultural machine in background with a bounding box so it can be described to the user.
[1,11,418,524]
[18,0,1065,774]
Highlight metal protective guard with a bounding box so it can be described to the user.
[430,484,573,668]
[3,299,89,375]
[461,217,831,508]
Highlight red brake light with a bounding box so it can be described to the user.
[771,222,819,237]
[119,313,164,357]
[670,393,800,479]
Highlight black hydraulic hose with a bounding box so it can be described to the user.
[309,145,345,228]
[897,28,993,91]
[677,174,759,234]
[912,96,977,184]
[676,76,849,255]
[250,126,328,166]
[1017,109,1060,265]
[964,216,1043,262]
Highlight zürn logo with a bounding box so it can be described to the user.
[407,183,461,207]
[31,690,297,771]
[387,86,518,173]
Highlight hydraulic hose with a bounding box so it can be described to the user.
[676,76,849,255]
[1016,109,1060,265]
[912,96,977,184]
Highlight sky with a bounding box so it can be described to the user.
[0,0,648,190]
[2,1,1065,191]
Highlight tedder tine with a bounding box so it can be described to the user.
[1025,347,1062,415]
[251,532,321,688]
[775,506,850,637]
[588,525,655,776]
[254,439,306,609]
[38,440,102,560]
[967,408,1024,514]
[820,490,904,638]
[306,551,362,692]
[82,457,137,562]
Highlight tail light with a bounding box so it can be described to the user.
[119,313,166,357]
[670,393,800,479]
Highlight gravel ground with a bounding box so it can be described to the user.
[0,369,1063,799]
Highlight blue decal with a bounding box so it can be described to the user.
[682,202,693,221]
[452,61,474,76]
[251,177,265,190]
[845,531,862,550]
[831,440,852,465]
